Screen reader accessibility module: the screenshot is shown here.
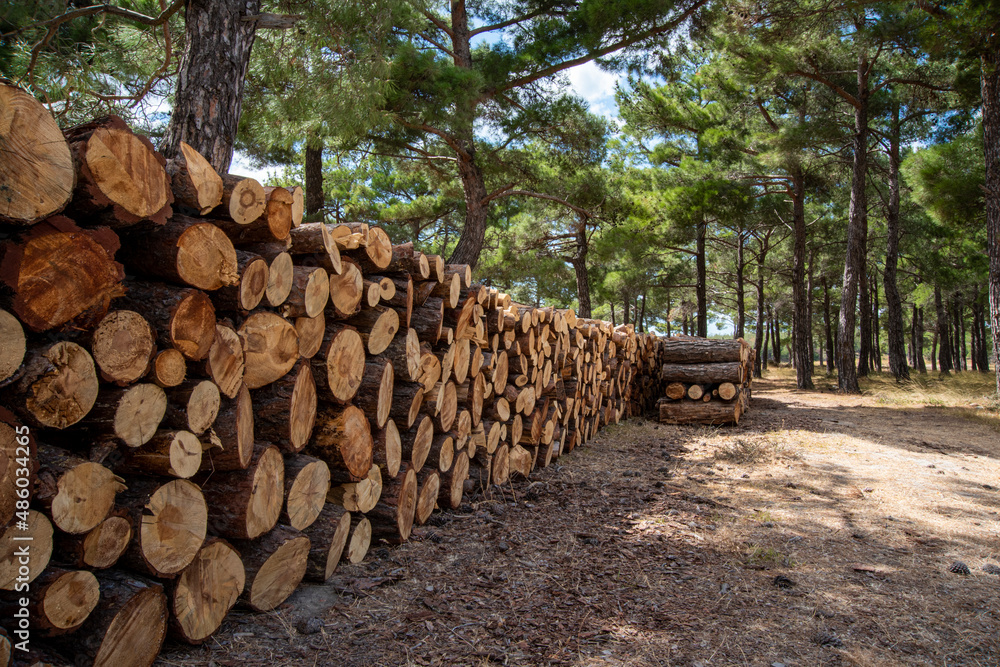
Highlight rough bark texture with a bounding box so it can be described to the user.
[160,0,261,173]
[883,104,910,382]
[984,47,1000,395]
[837,52,869,393]
[791,169,813,389]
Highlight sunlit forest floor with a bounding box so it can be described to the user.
[158,368,1000,667]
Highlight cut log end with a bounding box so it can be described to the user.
[0,83,74,224]
[172,539,244,644]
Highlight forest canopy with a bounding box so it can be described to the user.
[2,0,997,396]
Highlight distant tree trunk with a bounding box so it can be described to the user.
[754,246,767,377]
[858,255,871,378]
[161,0,262,173]
[982,47,1000,394]
[610,303,616,328]
[696,217,708,337]
[883,109,909,381]
[639,292,647,333]
[916,307,926,372]
[935,286,951,374]
[931,330,938,372]
[762,305,771,370]
[823,277,834,372]
[910,303,918,369]
[665,289,672,337]
[772,310,781,365]
[872,274,881,371]
[807,250,815,372]
[570,218,591,318]
[791,168,813,388]
[305,143,324,219]
[736,230,746,339]
[837,51,870,393]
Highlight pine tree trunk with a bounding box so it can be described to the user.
[305,143,324,220]
[696,217,708,337]
[986,48,1000,392]
[884,105,910,381]
[935,285,951,373]
[570,217,592,318]
[754,242,767,377]
[736,231,746,339]
[445,3,488,268]
[791,168,813,389]
[161,0,262,172]
[837,51,869,393]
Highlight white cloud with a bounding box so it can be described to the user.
[230,151,281,183]
[567,61,623,118]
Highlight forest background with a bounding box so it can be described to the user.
[3,0,998,396]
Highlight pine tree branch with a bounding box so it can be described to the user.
[484,189,593,218]
[788,67,861,109]
[489,0,708,99]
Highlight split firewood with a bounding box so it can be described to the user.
[0,83,75,225]
[64,115,173,227]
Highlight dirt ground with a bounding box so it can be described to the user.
[158,369,1000,667]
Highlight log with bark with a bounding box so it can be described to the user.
[307,405,373,480]
[312,325,365,403]
[54,509,132,570]
[327,464,382,514]
[119,215,238,290]
[35,445,125,534]
[165,141,224,215]
[168,538,244,644]
[368,464,417,545]
[201,383,253,471]
[302,504,352,582]
[252,361,317,454]
[201,443,283,540]
[238,311,299,389]
[119,478,207,578]
[118,282,218,361]
[658,400,742,425]
[64,115,174,228]
[236,525,309,612]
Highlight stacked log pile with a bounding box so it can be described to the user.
[649,337,755,425]
[0,86,655,666]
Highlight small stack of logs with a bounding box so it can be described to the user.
[0,84,656,667]
[650,337,754,425]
